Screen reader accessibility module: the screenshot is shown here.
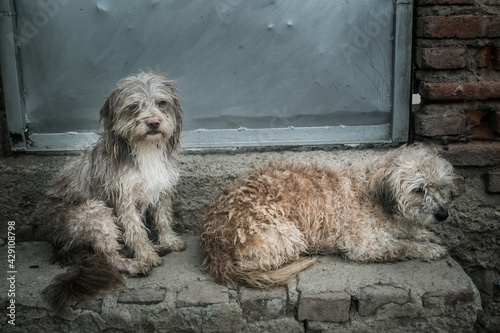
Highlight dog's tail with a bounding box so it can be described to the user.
[42,254,125,313]
[213,256,318,289]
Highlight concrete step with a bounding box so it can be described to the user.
[1,236,480,332]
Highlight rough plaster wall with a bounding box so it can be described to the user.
[0,149,498,280]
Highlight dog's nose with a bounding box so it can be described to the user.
[434,208,449,222]
[146,118,160,130]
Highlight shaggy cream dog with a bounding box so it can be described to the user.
[42,72,185,312]
[200,145,456,289]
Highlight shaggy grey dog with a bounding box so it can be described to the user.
[201,145,457,289]
[42,72,185,312]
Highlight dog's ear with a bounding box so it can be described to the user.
[162,82,183,152]
[98,88,121,133]
[98,92,132,162]
[369,168,397,215]
[98,98,111,132]
[169,97,183,152]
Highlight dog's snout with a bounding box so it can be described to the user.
[146,118,160,130]
[434,208,449,222]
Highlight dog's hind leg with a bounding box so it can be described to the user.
[150,195,186,254]
[230,220,313,288]
[63,199,152,276]
[43,199,136,313]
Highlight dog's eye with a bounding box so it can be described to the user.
[128,103,139,111]
[157,100,167,107]
[412,186,425,194]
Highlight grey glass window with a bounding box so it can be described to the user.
[0,0,413,152]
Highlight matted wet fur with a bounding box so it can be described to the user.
[200,145,457,289]
[42,72,186,312]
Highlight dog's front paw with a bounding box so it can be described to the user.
[413,229,442,244]
[149,253,163,267]
[121,259,153,276]
[153,244,172,256]
[419,243,448,261]
[159,234,186,252]
[137,250,163,268]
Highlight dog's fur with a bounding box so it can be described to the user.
[200,145,456,289]
[42,72,185,312]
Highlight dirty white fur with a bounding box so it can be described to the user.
[46,72,185,276]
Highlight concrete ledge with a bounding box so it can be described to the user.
[1,237,481,332]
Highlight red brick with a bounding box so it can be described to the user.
[439,141,500,166]
[414,111,466,136]
[490,110,500,133]
[416,47,467,69]
[419,81,500,101]
[417,15,500,38]
[465,110,489,127]
[493,48,500,70]
[417,0,473,4]
[470,122,497,138]
[417,16,483,38]
[475,46,492,68]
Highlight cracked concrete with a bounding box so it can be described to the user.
[1,237,481,332]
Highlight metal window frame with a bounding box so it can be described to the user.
[1,0,27,151]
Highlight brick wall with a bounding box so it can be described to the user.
[413,0,500,166]
[414,5,500,326]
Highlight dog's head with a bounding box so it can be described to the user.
[99,72,183,156]
[369,145,457,226]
